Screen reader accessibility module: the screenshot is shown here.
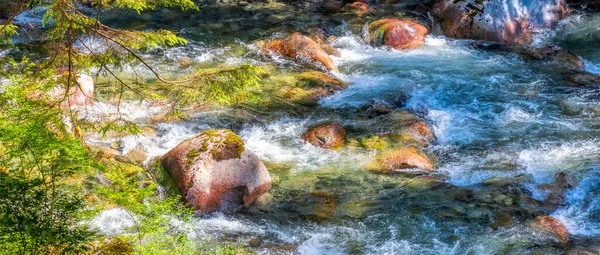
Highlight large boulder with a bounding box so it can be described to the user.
[368,18,429,50]
[301,122,346,149]
[432,0,570,44]
[365,147,434,172]
[161,129,272,214]
[264,33,339,72]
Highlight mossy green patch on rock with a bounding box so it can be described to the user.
[199,129,246,161]
[187,149,200,167]
[297,71,348,91]
[360,136,389,150]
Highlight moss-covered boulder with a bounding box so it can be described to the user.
[365,147,434,172]
[301,122,346,149]
[368,18,428,50]
[161,129,271,214]
[263,33,339,72]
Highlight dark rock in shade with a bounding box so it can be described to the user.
[301,122,346,149]
[368,18,429,50]
[161,129,271,214]
[562,71,600,88]
[517,45,586,72]
[432,0,569,44]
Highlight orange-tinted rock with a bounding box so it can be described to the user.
[343,2,370,13]
[161,129,271,214]
[531,216,569,243]
[402,121,435,144]
[369,18,428,50]
[365,147,434,172]
[301,122,346,149]
[264,33,339,72]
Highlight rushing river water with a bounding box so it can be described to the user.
[84,7,600,255]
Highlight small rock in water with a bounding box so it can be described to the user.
[125,148,148,165]
[161,129,272,214]
[301,122,346,149]
[531,216,569,243]
[95,147,120,160]
[368,18,429,50]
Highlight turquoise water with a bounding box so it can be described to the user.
[84,8,600,255]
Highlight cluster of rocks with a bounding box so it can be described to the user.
[64,0,597,248]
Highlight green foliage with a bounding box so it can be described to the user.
[170,64,266,108]
[0,62,97,254]
[0,24,18,46]
[0,0,261,254]
[94,159,196,254]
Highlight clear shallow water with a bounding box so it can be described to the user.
[89,13,600,255]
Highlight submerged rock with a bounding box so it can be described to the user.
[368,18,429,50]
[531,216,569,243]
[518,45,585,72]
[365,147,434,172]
[286,191,337,222]
[263,32,339,72]
[161,129,271,214]
[301,122,346,149]
[432,0,569,44]
[297,71,348,92]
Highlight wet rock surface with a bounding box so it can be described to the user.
[161,129,272,214]
[301,122,346,149]
[432,0,569,44]
[368,18,429,50]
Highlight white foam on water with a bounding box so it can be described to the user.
[297,233,346,255]
[517,140,600,184]
[552,168,600,236]
[80,101,168,122]
[501,106,540,124]
[584,59,600,76]
[188,212,264,240]
[434,146,525,186]
[90,208,136,236]
[120,122,208,159]
[239,119,369,171]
